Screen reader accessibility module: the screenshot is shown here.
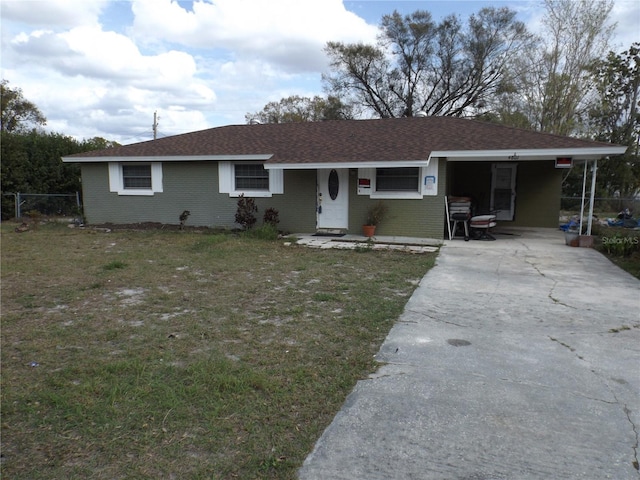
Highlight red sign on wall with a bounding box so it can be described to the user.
[555,157,573,168]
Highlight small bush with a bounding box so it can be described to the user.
[263,207,280,227]
[235,194,257,230]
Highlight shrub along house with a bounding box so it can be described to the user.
[62,116,625,239]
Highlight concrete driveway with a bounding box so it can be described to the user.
[299,228,640,479]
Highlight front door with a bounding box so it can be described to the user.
[317,169,349,230]
[491,163,517,221]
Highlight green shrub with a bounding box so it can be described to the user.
[600,232,640,257]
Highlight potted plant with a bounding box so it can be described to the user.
[363,201,388,237]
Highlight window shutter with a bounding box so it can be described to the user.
[108,163,121,192]
[218,162,232,193]
[420,160,438,196]
[151,163,163,193]
[269,168,284,194]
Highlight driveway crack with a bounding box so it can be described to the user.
[550,336,640,473]
[404,309,470,328]
[548,280,577,309]
[549,336,584,360]
[622,403,640,472]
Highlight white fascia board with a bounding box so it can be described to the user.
[62,154,273,163]
[264,159,430,170]
[434,147,627,162]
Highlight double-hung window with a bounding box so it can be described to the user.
[122,165,152,189]
[108,162,163,196]
[234,164,270,191]
[218,161,283,197]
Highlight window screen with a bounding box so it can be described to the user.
[376,167,419,191]
[235,164,269,190]
[122,165,152,189]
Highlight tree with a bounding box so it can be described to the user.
[588,43,640,198]
[245,95,353,124]
[1,79,47,133]
[323,7,534,119]
[496,0,615,135]
[0,81,121,219]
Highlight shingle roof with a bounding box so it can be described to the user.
[66,116,623,164]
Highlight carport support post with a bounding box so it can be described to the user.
[579,161,588,234]
[587,159,598,236]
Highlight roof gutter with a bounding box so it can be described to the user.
[434,147,627,162]
[62,154,273,163]
[263,159,431,170]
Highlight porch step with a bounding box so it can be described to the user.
[315,229,346,237]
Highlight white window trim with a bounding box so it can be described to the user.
[218,161,283,197]
[109,162,163,196]
[357,163,438,199]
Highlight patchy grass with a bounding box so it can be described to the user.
[593,226,640,279]
[1,223,436,479]
[606,251,640,279]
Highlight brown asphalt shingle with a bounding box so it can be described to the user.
[67,116,619,164]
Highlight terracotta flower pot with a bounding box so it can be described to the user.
[362,225,376,237]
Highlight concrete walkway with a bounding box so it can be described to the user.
[294,233,440,253]
[299,228,640,479]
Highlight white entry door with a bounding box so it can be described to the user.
[491,163,517,221]
[317,169,349,230]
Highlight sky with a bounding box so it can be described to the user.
[1,0,639,145]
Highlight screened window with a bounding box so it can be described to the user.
[235,164,269,190]
[122,165,152,189]
[376,167,419,191]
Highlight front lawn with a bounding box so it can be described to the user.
[0,223,435,479]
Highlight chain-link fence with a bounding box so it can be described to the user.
[560,197,639,217]
[1,192,81,221]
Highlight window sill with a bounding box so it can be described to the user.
[371,191,423,200]
[229,191,273,198]
[116,189,156,196]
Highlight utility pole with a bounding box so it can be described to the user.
[153,111,159,140]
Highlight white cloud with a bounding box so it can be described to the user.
[0,0,108,28]
[12,25,205,88]
[130,0,378,72]
[610,0,640,51]
[4,21,216,143]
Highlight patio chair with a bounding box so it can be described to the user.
[470,214,497,240]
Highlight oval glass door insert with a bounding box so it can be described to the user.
[328,169,339,200]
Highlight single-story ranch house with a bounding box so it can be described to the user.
[63,116,626,239]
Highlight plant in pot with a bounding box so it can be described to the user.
[363,201,388,237]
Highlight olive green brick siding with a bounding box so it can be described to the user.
[81,163,317,231]
[510,161,562,228]
[82,162,228,226]
[347,158,447,239]
[253,170,317,233]
[81,157,555,236]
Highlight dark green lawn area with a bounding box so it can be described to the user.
[1,223,436,479]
